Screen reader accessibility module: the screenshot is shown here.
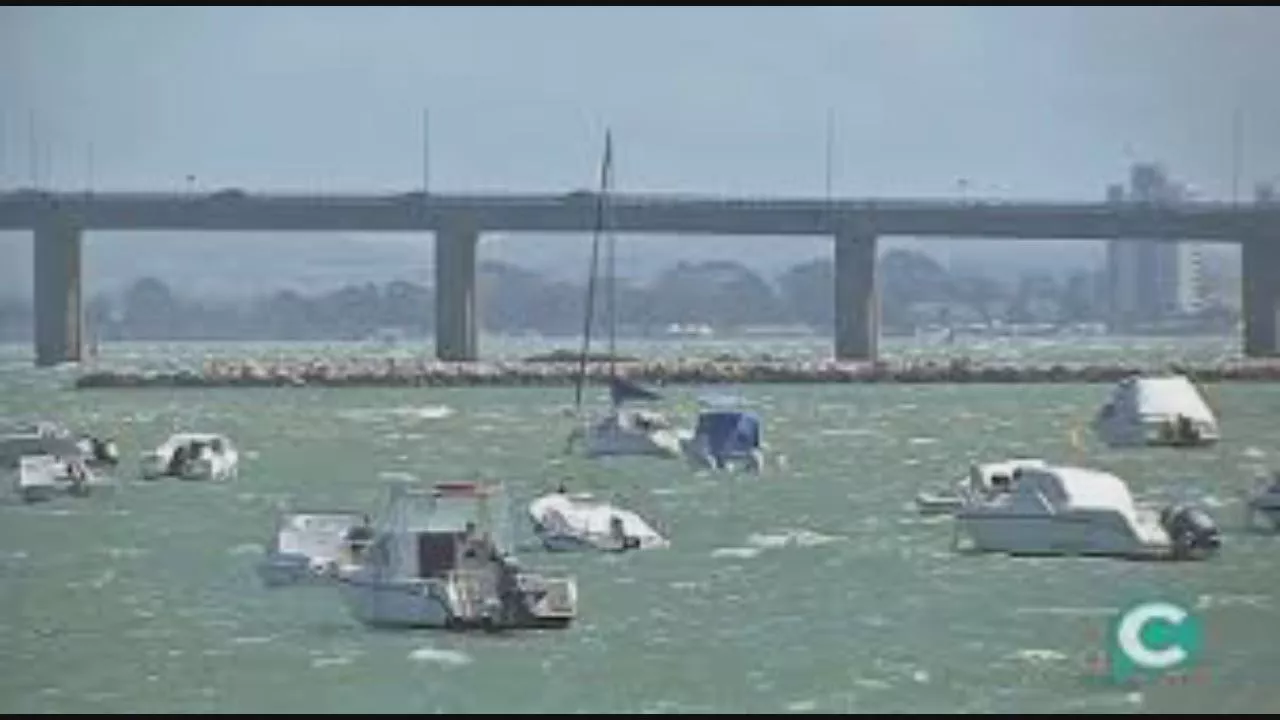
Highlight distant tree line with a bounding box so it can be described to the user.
[0,249,1238,343]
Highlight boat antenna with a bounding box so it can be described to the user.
[573,128,612,410]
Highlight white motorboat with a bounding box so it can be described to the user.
[680,407,765,473]
[330,480,578,631]
[528,488,670,552]
[140,433,239,481]
[0,420,120,470]
[914,458,1049,515]
[13,455,113,503]
[1093,374,1219,448]
[1245,472,1280,531]
[256,509,371,587]
[952,462,1221,561]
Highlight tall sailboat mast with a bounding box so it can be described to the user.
[573,129,614,411]
[604,134,617,380]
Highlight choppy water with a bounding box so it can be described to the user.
[2,337,1279,713]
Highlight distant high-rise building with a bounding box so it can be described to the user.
[1105,163,1207,331]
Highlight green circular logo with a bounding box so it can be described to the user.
[1107,600,1203,683]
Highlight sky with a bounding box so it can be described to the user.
[0,6,1273,294]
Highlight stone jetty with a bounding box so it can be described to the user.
[73,355,1280,389]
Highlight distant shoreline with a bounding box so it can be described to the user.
[72,357,1280,389]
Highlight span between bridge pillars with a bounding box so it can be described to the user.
[833,231,879,361]
[33,218,84,367]
[1242,239,1280,357]
[434,226,479,361]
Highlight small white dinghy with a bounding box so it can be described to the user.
[14,455,113,503]
[528,488,670,552]
[1093,374,1220,448]
[1244,472,1280,531]
[141,433,239,481]
[256,510,371,587]
[914,458,1049,515]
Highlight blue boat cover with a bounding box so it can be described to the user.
[694,410,761,459]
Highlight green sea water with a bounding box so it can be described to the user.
[1,336,1278,714]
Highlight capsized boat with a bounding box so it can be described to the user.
[13,455,113,503]
[1245,472,1280,531]
[141,433,239,481]
[1093,374,1219,448]
[680,406,765,472]
[0,420,120,469]
[528,487,669,552]
[256,509,371,587]
[331,480,578,631]
[952,462,1221,561]
[914,458,1049,515]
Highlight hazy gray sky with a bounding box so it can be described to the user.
[3,6,1278,199]
[0,6,1267,298]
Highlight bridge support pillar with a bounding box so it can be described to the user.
[33,218,84,367]
[435,225,479,361]
[1242,239,1280,357]
[834,230,879,361]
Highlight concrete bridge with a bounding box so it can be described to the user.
[2,189,1278,366]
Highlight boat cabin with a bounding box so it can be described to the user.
[367,481,514,580]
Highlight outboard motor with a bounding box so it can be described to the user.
[1160,504,1222,560]
[89,437,120,466]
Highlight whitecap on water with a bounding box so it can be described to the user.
[1242,446,1267,459]
[230,635,275,645]
[711,546,761,559]
[747,529,843,549]
[1008,649,1068,663]
[785,699,818,712]
[908,437,938,446]
[339,406,455,422]
[1012,606,1117,617]
[408,647,472,666]
[1195,593,1271,610]
[228,543,263,556]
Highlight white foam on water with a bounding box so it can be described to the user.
[228,543,263,556]
[1195,593,1271,610]
[338,405,455,422]
[909,437,938,446]
[747,529,843,549]
[711,546,761,559]
[101,546,146,559]
[1013,606,1117,617]
[1009,649,1069,663]
[311,656,354,669]
[408,647,473,666]
[230,635,275,645]
[1243,446,1267,459]
[851,677,892,690]
[785,699,818,712]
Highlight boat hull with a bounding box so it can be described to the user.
[336,572,577,631]
[955,513,1175,560]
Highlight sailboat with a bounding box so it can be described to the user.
[564,130,689,460]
